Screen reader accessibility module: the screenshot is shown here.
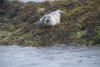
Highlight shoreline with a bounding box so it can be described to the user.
[0,0,99,46]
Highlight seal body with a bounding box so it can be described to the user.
[38,10,64,26]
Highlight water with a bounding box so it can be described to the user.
[0,45,100,67]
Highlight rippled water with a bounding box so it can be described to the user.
[0,45,100,67]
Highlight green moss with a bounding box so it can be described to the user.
[74,23,82,31]
[78,39,88,45]
[1,24,15,32]
[22,33,33,40]
[93,27,100,44]
[24,40,35,46]
[0,31,17,45]
[76,31,85,39]
[12,28,23,36]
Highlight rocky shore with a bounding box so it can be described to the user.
[0,0,100,46]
